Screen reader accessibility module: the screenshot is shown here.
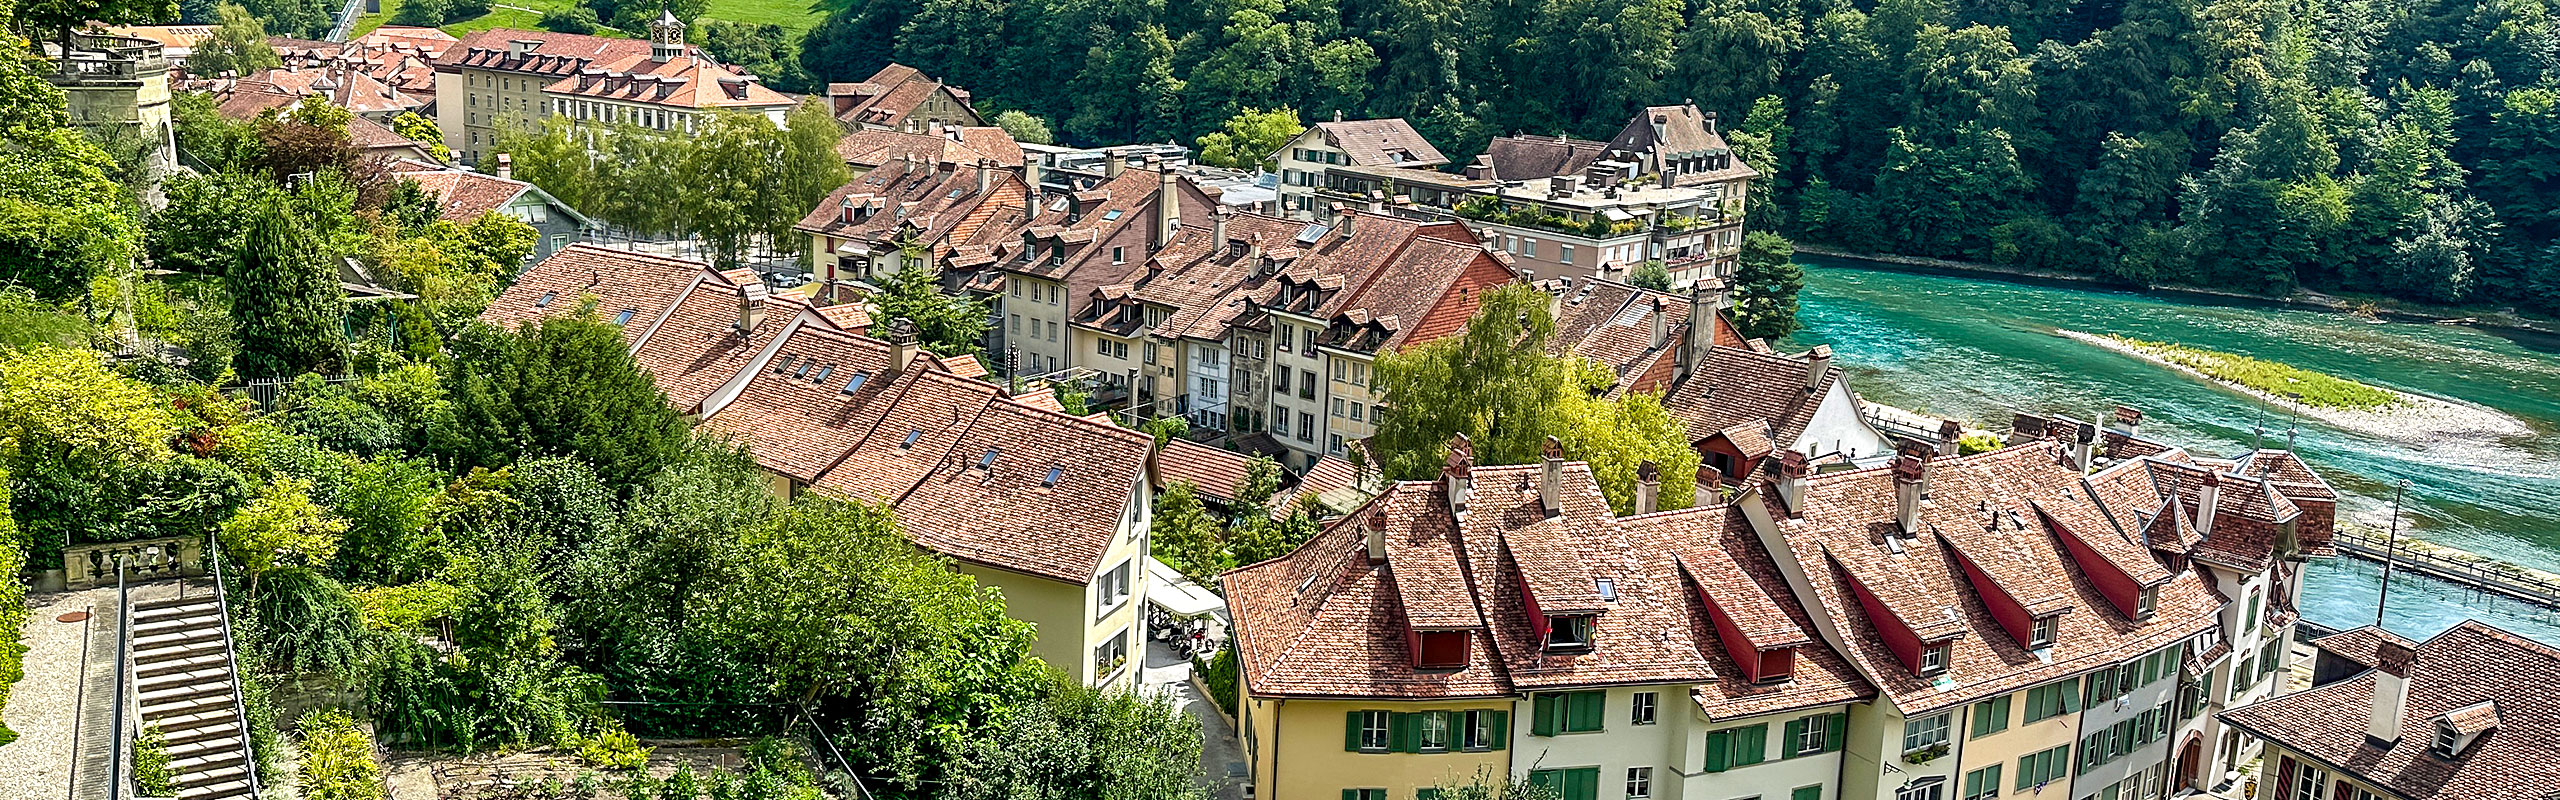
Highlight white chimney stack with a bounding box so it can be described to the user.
[2196,470,2222,538]
[1803,345,1832,393]
[2367,641,2416,743]
[1540,436,1564,516]
[494,152,513,181]
[1634,460,1660,516]
[2072,420,2097,472]
[1365,509,1388,565]
[1893,447,1925,536]
[1776,450,1809,517]
[1443,435,1473,518]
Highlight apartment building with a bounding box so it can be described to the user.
[793,157,1029,286]
[2220,621,2557,800]
[1073,204,1307,431]
[989,162,1212,382]
[1271,116,1448,218]
[433,15,791,165]
[481,245,1151,690]
[1222,444,1873,800]
[823,63,983,132]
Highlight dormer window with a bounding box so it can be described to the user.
[2030,616,2058,649]
[1416,630,1468,669]
[2137,587,2159,618]
[1919,643,1951,676]
[2433,721,2459,757]
[1755,647,1796,684]
[1546,615,1593,651]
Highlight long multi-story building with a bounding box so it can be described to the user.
[1225,405,2337,799]
[432,14,793,165]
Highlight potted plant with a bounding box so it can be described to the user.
[1902,742,1950,765]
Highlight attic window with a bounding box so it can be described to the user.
[810,365,834,383]
[790,360,815,379]
[612,309,637,325]
[1042,465,1062,487]
[1545,615,1593,651]
[1103,209,1124,221]
[2029,616,2058,648]
[1417,630,1468,669]
[534,291,558,307]
[1755,647,1797,684]
[2434,721,2459,757]
[900,428,924,448]
[1595,579,1617,602]
[1918,642,1950,676]
[2137,587,2159,618]
[839,372,868,394]
[978,448,1000,469]
[772,355,797,374]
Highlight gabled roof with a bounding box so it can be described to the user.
[438,29,657,76]
[2221,621,2560,800]
[1660,345,1849,455]
[1153,437,1262,503]
[540,52,793,109]
[693,313,943,481]
[794,160,1028,262]
[1481,133,1611,182]
[827,63,978,128]
[1311,118,1448,167]
[883,390,1153,581]
[477,244,699,342]
[625,268,796,413]
[1766,444,2225,713]
[833,126,1023,171]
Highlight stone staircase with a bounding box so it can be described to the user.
[128,594,254,800]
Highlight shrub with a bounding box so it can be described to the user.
[1958,431,2003,455]
[1193,647,1238,720]
[297,709,385,800]
[574,718,652,770]
[135,725,179,796]
[2102,336,2404,411]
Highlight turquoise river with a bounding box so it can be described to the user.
[1781,256,2560,644]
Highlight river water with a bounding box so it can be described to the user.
[1782,256,2560,643]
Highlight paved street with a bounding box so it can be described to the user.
[1143,638,1247,800]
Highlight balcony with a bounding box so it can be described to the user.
[1454,196,1645,240]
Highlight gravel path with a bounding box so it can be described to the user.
[0,588,119,800]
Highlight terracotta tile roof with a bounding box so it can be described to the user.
[1482,134,1610,181]
[1153,437,1261,502]
[694,316,917,481]
[541,52,794,109]
[1660,345,1846,455]
[1313,119,1449,167]
[795,161,1028,265]
[2308,625,2421,672]
[400,166,530,222]
[2235,449,2339,500]
[2221,621,2560,800]
[828,63,976,128]
[1274,455,1361,515]
[438,29,655,78]
[1604,103,1760,186]
[626,270,797,412]
[833,126,1023,170]
[347,114,430,157]
[1225,462,1870,710]
[810,368,1003,501]
[885,395,1152,581]
[478,244,699,343]
[1768,444,2225,713]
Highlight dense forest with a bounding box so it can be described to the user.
[799,0,2560,313]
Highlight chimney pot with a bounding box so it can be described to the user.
[1776,450,1810,517]
[2112,405,2144,436]
[886,318,921,378]
[494,152,512,181]
[1893,446,1926,535]
[1365,510,1388,564]
[2196,470,2222,538]
[2073,420,2098,472]
[1937,419,1964,456]
[1803,345,1832,393]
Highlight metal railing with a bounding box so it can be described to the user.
[110,559,131,800]
[593,700,875,800]
[207,537,261,800]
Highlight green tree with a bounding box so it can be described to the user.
[1555,391,1700,515]
[149,171,280,275]
[14,0,176,53]
[871,265,988,357]
[1729,231,1803,340]
[992,109,1055,145]
[388,112,448,161]
[947,674,1210,800]
[1628,259,1671,291]
[229,194,348,378]
[1149,481,1228,582]
[1196,107,1304,169]
[220,477,347,598]
[709,498,1043,790]
[1370,283,1572,480]
[187,4,279,77]
[0,42,139,302]
[439,314,692,492]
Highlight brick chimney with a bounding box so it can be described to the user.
[1803,345,1832,393]
[1540,436,1564,516]
[1936,419,1963,457]
[1893,444,1925,536]
[885,317,920,379]
[2368,641,2416,743]
[1634,460,1660,515]
[2196,470,2221,538]
[1776,450,1809,517]
[1443,434,1474,517]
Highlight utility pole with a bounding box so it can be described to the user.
[2375,478,2411,628]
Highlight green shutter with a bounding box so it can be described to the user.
[1343,791,1357,800]
[2018,752,2037,791]
[1964,768,1982,799]
[1486,710,1508,750]
[1986,765,2002,796]
[1792,786,1822,800]
[1565,768,1600,800]
[1390,712,1417,753]
[1784,718,1808,759]
[1570,691,1606,732]
[2064,680,2082,713]
[1346,712,1364,751]
[1742,723,1771,765]
[1529,769,1565,797]
[1532,694,1558,737]
[1827,713,1849,752]
[1419,791,1444,800]
[1705,729,1731,772]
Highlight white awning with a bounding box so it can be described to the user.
[1147,557,1224,617]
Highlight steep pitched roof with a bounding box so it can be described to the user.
[400,166,530,222]
[625,269,797,413]
[794,160,1029,263]
[886,395,1152,581]
[1153,437,1262,503]
[1313,119,1449,167]
[1766,444,2225,713]
[1660,345,1850,454]
[695,317,914,481]
[540,52,793,110]
[827,63,977,128]
[477,244,699,342]
[2221,621,2560,800]
[438,29,658,77]
[833,126,1023,170]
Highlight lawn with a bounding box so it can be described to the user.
[391,0,819,38]
[700,0,823,30]
[2101,335,2405,411]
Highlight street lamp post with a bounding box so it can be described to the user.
[2375,478,2412,628]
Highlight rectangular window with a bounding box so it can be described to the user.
[1794,787,1822,800]
[1301,370,1317,399]
[2031,616,2058,648]
[1095,560,1131,612]
[1625,767,1651,799]
[1112,246,1125,264]
[1328,434,1344,454]
[2016,744,2070,790]
[1920,643,1950,675]
[1903,713,1951,754]
[1530,690,1606,735]
[1789,713,1838,756]
[1964,765,2003,800]
[1418,710,1450,752]
[1522,238,1538,258]
[2291,762,2326,800]
[1351,710,1389,752]
[1561,244,1575,265]
[1972,694,2011,738]
[1350,403,1364,422]
[1301,328,1316,355]
[1331,398,1346,417]
[1526,768,1600,800]
[1630,692,1657,725]
[1091,628,1127,676]
[1546,615,1593,650]
[1048,321,1059,342]
[1145,342,1158,364]
[2025,680,2078,723]
[1098,339,1112,356]
[1332,360,1346,380]
[1299,412,1314,442]
[1271,407,1289,436]
[1462,709,1505,750]
[1276,369,1291,394]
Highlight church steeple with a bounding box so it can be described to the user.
[649,8,685,61]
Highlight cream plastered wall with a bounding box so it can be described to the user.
[1253,696,1516,800]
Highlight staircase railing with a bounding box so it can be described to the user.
[207,536,260,799]
[110,558,131,800]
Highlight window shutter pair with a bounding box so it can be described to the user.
[1532,694,1560,736]
[1569,691,1606,732]
[1791,786,1822,800]
[1563,768,1599,800]
[1391,712,1420,753]
[1734,723,1769,766]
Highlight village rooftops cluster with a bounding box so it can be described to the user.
[480,245,1148,585]
[435,25,792,111]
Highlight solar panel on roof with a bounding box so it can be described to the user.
[1294,224,1329,244]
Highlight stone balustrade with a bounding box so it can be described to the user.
[64,536,204,589]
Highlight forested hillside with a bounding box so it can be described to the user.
[803,0,2560,312]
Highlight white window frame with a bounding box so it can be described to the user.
[1904,713,1952,754]
[1625,767,1653,799]
[1357,710,1390,752]
[1798,713,1830,755]
[1094,559,1132,617]
[1631,692,1658,726]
